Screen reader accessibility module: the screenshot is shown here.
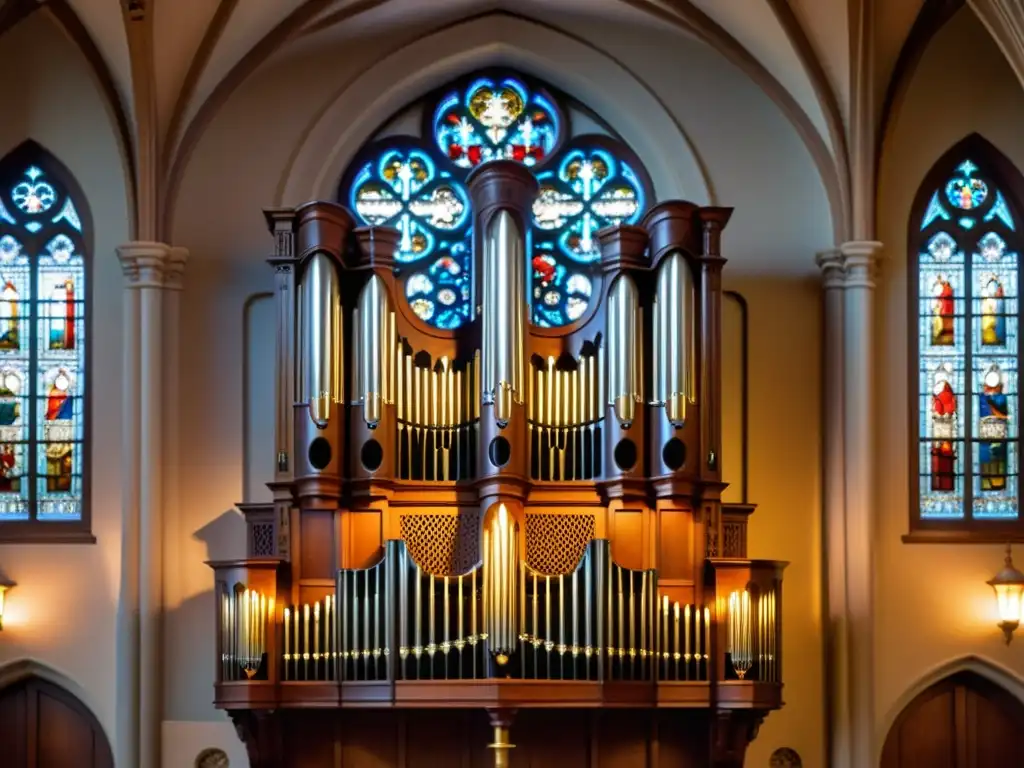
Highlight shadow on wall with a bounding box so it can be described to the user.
[165,509,247,723]
[195,509,247,563]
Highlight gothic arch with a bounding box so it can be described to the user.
[0,658,114,767]
[876,654,1024,763]
[0,139,94,540]
[905,132,1024,532]
[278,12,710,209]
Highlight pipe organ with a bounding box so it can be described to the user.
[212,161,786,768]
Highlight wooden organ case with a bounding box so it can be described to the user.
[210,161,787,767]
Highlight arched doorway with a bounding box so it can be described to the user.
[0,675,113,768]
[881,671,1024,767]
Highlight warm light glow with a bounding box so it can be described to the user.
[987,545,1024,644]
[994,583,1023,625]
[0,584,7,630]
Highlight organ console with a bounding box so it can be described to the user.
[210,160,787,767]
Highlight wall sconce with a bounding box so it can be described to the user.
[0,581,14,631]
[988,544,1024,644]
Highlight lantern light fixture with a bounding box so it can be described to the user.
[0,581,14,631]
[988,544,1024,645]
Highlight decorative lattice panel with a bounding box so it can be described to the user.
[400,512,480,576]
[251,522,275,557]
[722,520,747,558]
[525,513,595,574]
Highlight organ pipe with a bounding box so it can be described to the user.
[482,210,526,427]
[354,274,395,427]
[607,275,642,427]
[299,252,343,428]
[483,503,519,665]
[653,251,695,427]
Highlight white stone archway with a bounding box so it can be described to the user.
[278,13,711,207]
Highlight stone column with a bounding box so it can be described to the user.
[816,249,849,768]
[817,241,882,768]
[116,241,173,768]
[162,247,187,700]
[116,247,142,768]
[840,240,881,768]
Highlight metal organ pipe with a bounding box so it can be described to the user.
[482,210,526,427]
[355,274,394,428]
[653,251,695,427]
[483,503,519,665]
[300,252,343,428]
[607,275,642,427]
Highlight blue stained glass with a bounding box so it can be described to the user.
[341,73,653,332]
[11,167,56,215]
[530,143,645,327]
[972,357,1018,518]
[946,160,989,209]
[926,231,957,262]
[972,248,1017,355]
[921,191,950,229]
[920,358,966,518]
[985,191,1016,230]
[349,147,470,264]
[404,237,473,329]
[346,141,476,332]
[432,77,560,169]
[0,152,87,522]
[51,199,81,232]
[918,156,1024,520]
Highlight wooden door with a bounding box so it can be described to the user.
[0,676,114,768]
[881,671,1024,768]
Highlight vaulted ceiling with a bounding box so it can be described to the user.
[7,0,1015,243]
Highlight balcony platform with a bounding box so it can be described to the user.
[214,678,782,711]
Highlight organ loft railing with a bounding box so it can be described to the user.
[209,161,786,768]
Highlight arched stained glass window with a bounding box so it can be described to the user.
[911,136,1024,535]
[340,70,652,330]
[0,142,89,534]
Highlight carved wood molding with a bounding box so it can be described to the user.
[710,710,766,767]
[229,709,284,768]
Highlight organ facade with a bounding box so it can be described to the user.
[209,73,787,768]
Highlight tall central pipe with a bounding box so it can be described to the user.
[482,210,525,427]
[467,160,537,488]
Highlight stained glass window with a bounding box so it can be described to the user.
[914,152,1021,525]
[0,143,87,527]
[340,71,652,330]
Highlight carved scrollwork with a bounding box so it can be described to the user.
[228,710,283,768]
[711,710,766,767]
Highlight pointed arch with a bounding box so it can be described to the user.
[0,141,92,542]
[907,133,1024,540]
[878,655,1024,765]
[0,659,114,767]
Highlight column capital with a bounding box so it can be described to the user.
[816,248,846,290]
[117,241,172,289]
[839,240,882,289]
[816,241,883,290]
